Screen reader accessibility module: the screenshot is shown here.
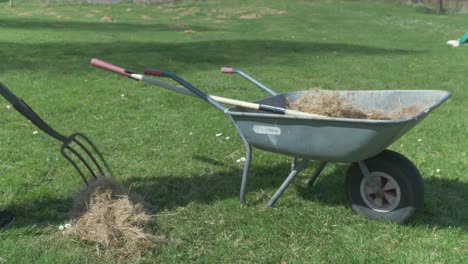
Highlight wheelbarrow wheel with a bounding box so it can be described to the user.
[345,150,424,224]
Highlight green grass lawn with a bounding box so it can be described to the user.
[0,0,467,262]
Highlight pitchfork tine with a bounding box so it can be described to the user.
[61,146,93,185]
[60,134,114,185]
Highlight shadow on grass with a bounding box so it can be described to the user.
[0,16,422,77]
[118,160,467,230]
[121,162,294,210]
[0,18,216,32]
[295,165,468,229]
[2,162,290,229]
[3,160,466,230]
[0,39,420,76]
[4,197,73,230]
[0,40,416,70]
[0,12,419,75]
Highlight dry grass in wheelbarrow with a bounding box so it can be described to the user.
[289,89,420,120]
[63,178,163,256]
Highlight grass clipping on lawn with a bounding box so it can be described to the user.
[64,178,160,255]
[288,89,418,120]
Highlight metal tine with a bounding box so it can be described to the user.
[61,133,113,185]
[61,146,92,185]
[71,133,109,175]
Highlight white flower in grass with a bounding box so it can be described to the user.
[436,169,440,173]
[417,138,422,142]
[59,225,64,231]
[236,157,246,163]
[65,223,71,229]
[33,131,38,135]
[6,105,11,109]
[216,132,223,137]
[225,136,230,140]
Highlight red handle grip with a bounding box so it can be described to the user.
[220,67,234,74]
[90,58,131,77]
[144,68,165,77]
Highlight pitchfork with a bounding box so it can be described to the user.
[0,82,112,184]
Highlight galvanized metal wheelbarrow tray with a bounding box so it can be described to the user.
[91,59,451,223]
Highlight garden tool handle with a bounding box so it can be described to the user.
[0,82,113,184]
[220,67,234,74]
[209,95,324,117]
[0,81,19,104]
[90,58,133,77]
[0,82,68,142]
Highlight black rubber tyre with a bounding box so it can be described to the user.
[345,150,424,224]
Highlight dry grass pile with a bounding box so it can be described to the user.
[288,89,419,120]
[64,178,161,256]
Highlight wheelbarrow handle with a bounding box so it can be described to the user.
[220,67,277,96]
[143,68,164,77]
[0,82,68,142]
[90,58,196,97]
[143,68,227,113]
[91,59,325,118]
[144,69,325,118]
[220,67,235,74]
[90,58,134,77]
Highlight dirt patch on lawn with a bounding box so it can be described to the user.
[17,12,32,17]
[240,13,262,19]
[239,8,286,19]
[56,15,70,20]
[163,6,200,19]
[200,6,286,20]
[258,7,287,15]
[288,89,420,120]
[100,16,113,22]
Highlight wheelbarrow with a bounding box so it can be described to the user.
[91,59,451,223]
[0,82,112,184]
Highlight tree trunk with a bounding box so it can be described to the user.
[437,0,443,13]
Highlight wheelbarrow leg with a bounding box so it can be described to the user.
[240,142,252,206]
[291,157,297,171]
[307,161,327,187]
[227,116,253,206]
[266,159,308,207]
